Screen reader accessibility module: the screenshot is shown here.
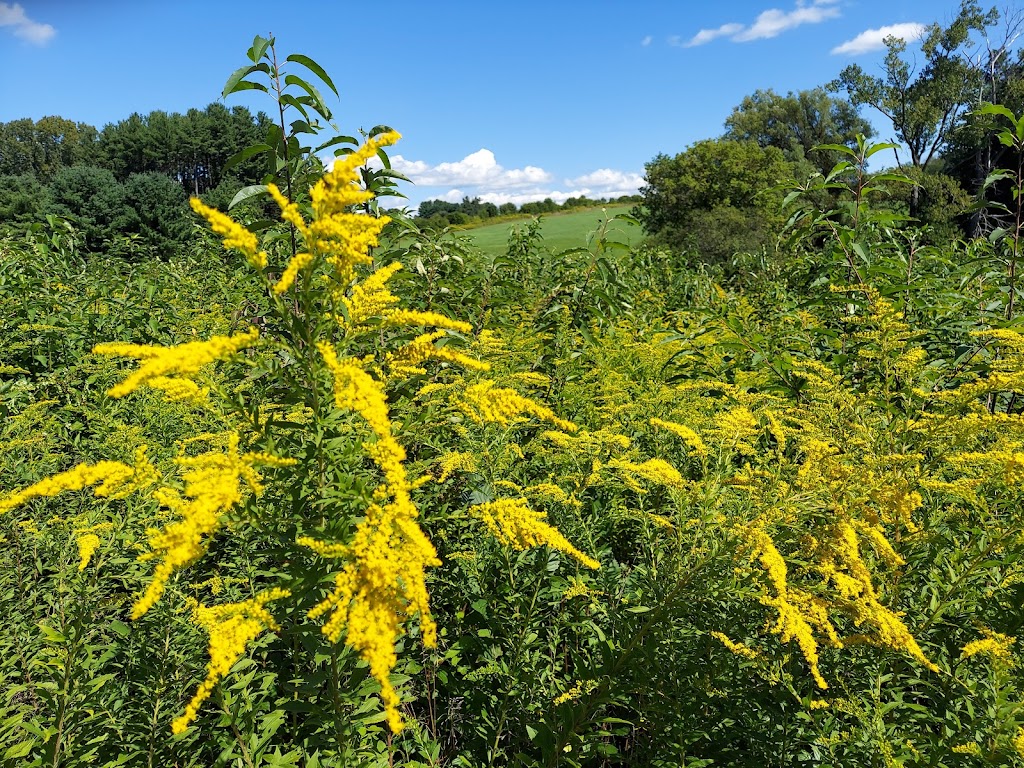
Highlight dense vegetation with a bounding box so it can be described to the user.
[5,6,1024,766]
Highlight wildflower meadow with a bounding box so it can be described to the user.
[5,21,1024,768]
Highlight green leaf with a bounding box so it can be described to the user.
[286,53,339,97]
[223,144,274,174]
[247,35,273,64]
[222,64,269,98]
[284,74,332,121]
[864,141,900,159]
[229,184,269,209]
[4,741,34,760]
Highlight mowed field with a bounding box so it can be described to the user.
[462,204,642,256]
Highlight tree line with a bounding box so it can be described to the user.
[0,104,271,256]
[635,0,1024,271]
[415,194,642,228]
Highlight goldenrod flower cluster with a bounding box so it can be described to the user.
[456,381,577,432]
[471,497,599,569]
[436,451,478,482]
[650,417,707,456]
[0,445,159,514]
[711,631,760,660]
[605,458,684,490]
[961,628,1016,667]
[309,340,440,733]
[339,261,474,334]
[94,329,259,401]
[75,534,101,571]
[386,330,490,379]
[131,434,294,620]
[553,679,598,705]
[187,197,268,270]
[172,588,290,734]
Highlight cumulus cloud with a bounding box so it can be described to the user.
[683,23,744,47]
[831,22,927,55]
[390,149,552,189]
[685,0,839,47]
[0,2,55,44]
[366,148,643,208]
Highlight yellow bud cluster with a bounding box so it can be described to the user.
[172,588,290,734]
[131,435,291,619]
[711,631,760,660]
[456,381,576,432]
[605,458,684,490]
[436,451,478,482]
[961,628,1016,666]
[650,417,707,455]
[94,329,259,401]
[471,497,599,569]
[0,446,159,514]
[386,331,489,379]
[188,198,268,270]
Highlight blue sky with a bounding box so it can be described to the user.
[0,0,979,209]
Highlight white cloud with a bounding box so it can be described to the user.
[373,149,642,209]
[569,168,645,190]
[831,22,927,55]
[391,149,553,189]
[641,35,653,46]
[0,2,55,44]
[684,0,839,47]
[683,23,744,47]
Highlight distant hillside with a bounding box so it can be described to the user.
[462,205,642,257]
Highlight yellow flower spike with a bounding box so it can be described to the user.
[0,457,154,515]
[75,533,101,571]
[188,197,268,270]
[312,341,442,733]
[266,183,310,236]
[131,437,292,619]
[94,329,259,400]
[605,458,684,489]
[456,381,576,432]
[471,497,599,569]
[273,252,315,296]
[172,588,290,734]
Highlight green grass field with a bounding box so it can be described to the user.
[462,205,642,256]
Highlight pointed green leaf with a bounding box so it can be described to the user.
[229,184,269,209]
[284,74,332,121]
[223,64,258,97]
[314,135,358,154]
[286,53,339,97]
[224,144,274,174]
[247,35,273,64]
[226,80,269,96]
[864,141,900,159]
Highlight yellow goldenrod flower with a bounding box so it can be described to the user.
[711,631,760,660]
[649,417,707,455]
[75,533,101,571]
[0,446,158,514]
[94,329,259,400]
[273,251,314,295]
[436,451,478,482]
[172,588,290,734]
[188,197,268,270]
[471,497,599,569]
[605,458,684,489]
[456,381,576,432]
[131,435,293,619]
[962,628,1016,666]
[385,331,489,379]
